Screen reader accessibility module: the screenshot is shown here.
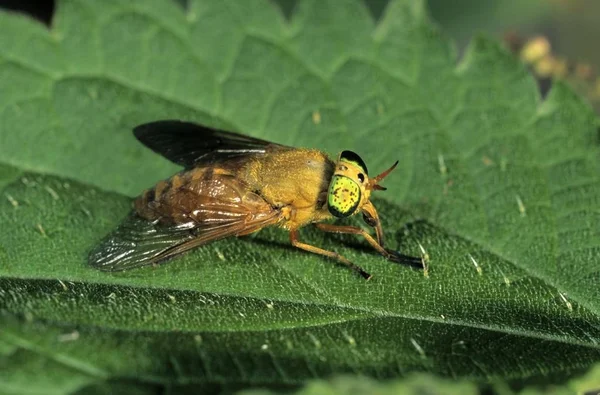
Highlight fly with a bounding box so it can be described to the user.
[88,120,423,279]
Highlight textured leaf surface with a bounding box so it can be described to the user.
[1,0,600,393]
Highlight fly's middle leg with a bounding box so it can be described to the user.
[289,229,371,280]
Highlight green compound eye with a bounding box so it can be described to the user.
[327,175,362,218]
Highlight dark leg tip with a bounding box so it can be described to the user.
[385,249,424,269]
[358,268,372,280]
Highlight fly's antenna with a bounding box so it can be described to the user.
[369,160,399,191]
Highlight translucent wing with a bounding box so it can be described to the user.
[89,174,281,271]
[88,215,197,271]
[89,208,281,272]
[133,120,291,169]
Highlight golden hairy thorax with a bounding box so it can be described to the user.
[241,149,335,229]
[135,148,335,231]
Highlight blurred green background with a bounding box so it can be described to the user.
[428,0,600,66]
[428,0,600,113]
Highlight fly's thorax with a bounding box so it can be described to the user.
[327,151,371,218]
[238,148,334,212]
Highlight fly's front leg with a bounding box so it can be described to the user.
[362,210,385,247]
[315,223,423,269]
[360,200,387,247]
[289,229,371,280]
[359,201,423,268]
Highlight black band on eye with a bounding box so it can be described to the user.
[340,150,368,176]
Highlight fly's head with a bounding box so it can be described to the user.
[327,150,398,218]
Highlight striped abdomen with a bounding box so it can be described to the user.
[134,167,274,226]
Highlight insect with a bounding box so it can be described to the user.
[89,120,423,279]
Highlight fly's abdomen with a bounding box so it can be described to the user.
[134,171,188,222]
[134,167,273,226]
[91,166,280,273]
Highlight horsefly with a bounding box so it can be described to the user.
[89,121,422,279]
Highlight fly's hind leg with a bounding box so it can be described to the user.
[289,229,371,280]
[314,223,424,269]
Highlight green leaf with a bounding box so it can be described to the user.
[237,366,600,395]
[239,364,600,395]
[238,374,479,395]
[1,0,600,393]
